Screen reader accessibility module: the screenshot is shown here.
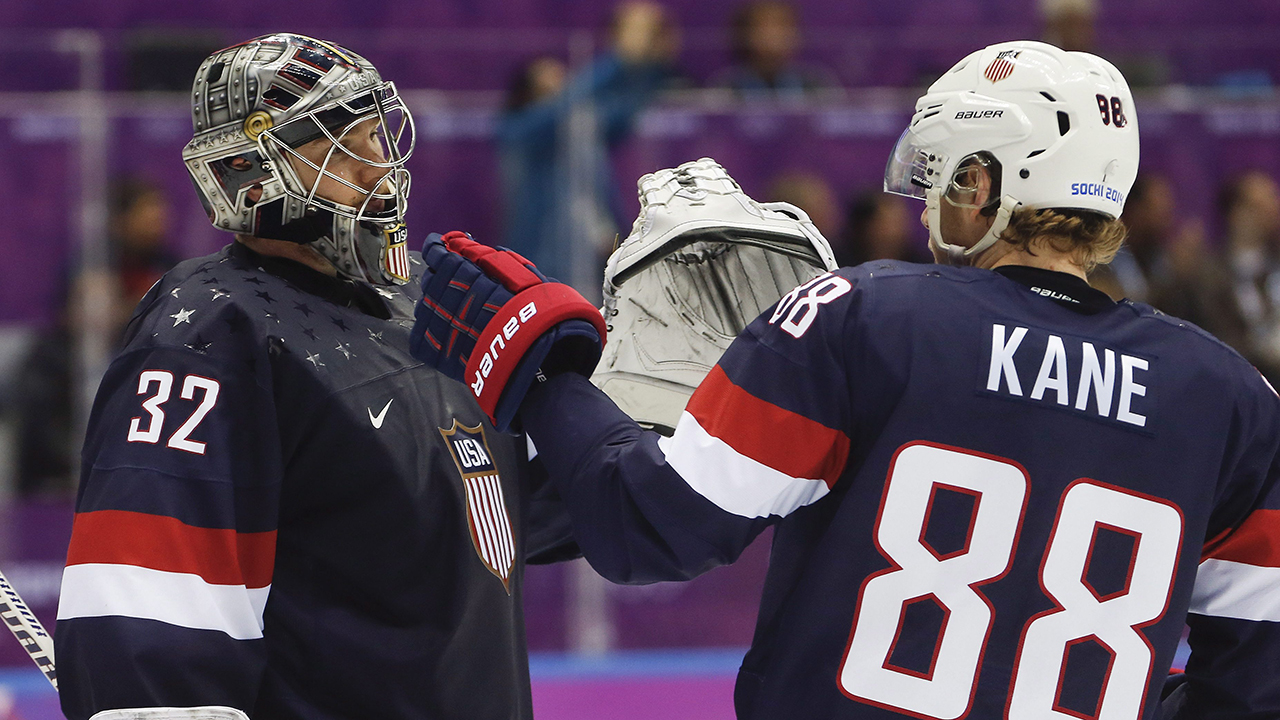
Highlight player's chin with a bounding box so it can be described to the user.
[327,196,375,213]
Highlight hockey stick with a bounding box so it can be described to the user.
[0,569,56,689]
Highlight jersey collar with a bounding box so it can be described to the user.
[230,241,392,319]
[992,265,1116,315]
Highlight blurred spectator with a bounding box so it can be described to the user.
[712,1,840,99]
[1222,169,1280,375]
[11,271,127,496]
[498,1,679,291]
[110,177,178,304]
[767,171,841,241]
[837,191,929,267]
[1090,172,1261,373]
[1040,0,1096,53]
[11,178,177,496]
[1039,0,1168,87]
[1149,219,1262,371]
[1090,173,1175,303]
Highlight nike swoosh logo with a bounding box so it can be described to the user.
[368,399,393,429]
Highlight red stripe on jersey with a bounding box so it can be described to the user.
[65,510,277,588]
[1204,508,1280,567]
[686,365,849,488]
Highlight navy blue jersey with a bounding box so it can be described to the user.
[56,242,577,720]
[522,261,1280,720]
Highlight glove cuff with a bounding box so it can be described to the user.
[463,282,606,427]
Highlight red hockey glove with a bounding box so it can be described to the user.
[410,231,607,431]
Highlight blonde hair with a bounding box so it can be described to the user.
[999,207,1127,272]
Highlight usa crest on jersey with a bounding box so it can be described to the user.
[439,420,516,593]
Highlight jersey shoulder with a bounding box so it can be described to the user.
[753,261,946,346]
[120,245,294,364]
[1121,298,1271,391]
[831,260,996,311]
[1124,298,1249,355]
[834,259,990,284]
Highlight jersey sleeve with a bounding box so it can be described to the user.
[521,441,583,565]
[1165,374,1280,720]
[520,271,857,584]
[55,342,282,720]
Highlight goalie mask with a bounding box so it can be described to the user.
[182,34,416,285]
[884,40,1138,265]
[593,158,837,435]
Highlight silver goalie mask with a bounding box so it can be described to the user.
[182,34,416,285]
[593,158,838,435]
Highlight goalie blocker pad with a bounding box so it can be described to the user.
[464,282,606,429]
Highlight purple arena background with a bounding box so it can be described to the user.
[0,1,1268,716]
[4,0,1279,91]
[4,99,1280,327]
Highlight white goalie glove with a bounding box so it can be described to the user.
[592,157,838,434]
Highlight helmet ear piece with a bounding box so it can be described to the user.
[944,152,1003,214]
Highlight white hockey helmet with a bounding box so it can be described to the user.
[884,40,1139,264]
[182,34,416,285]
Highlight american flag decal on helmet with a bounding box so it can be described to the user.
[440,421,515,593]
[984,50,1022,83]
[384,224,410,282]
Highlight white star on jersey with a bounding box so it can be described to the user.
[170,308,195,326]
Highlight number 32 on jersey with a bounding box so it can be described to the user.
[126,370,221,455]
[841,442,1182,720]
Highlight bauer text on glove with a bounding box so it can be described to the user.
[409,231,607,431]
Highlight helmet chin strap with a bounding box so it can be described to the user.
[927,190,1020,267]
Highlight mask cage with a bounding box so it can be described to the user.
[258,81,415,225]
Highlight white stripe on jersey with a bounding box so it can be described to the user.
[657,411,831,519]
[1190,558,1280,622]
[485,475,515,574]
[464,479,498,570]
[57,563,270,640]
[465,475,514,579]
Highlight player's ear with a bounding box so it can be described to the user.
[975,166,999,228]
[974,164,995,209]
